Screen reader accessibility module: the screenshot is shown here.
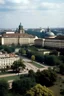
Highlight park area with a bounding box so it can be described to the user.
[49,75,64,96]
[0,60,44,81]
[0,70,64,96]
[0,56,64,96]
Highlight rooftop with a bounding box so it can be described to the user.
[55,35,64,40]
[2,33,35,38]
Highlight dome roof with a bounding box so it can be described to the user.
[45,31,55,37]
[40,29,45,32]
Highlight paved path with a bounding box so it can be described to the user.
[0,56,51,78]
[0,70,28,78]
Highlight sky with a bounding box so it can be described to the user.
[0,0,64,28]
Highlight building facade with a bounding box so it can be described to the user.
[0,23,37,45]
[1,33,36,45]
[44,39,64,48]
[0,57,19,69]
[34,38,64,49]
[0,52,19,68]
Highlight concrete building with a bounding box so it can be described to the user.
[0,54,19,69]
[44,39,64,48]
[1,33,36,45]
[34,39,45,47]
[34,36,64,49]
[0,23,38,45]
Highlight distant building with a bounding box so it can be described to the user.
[26,27,56,38]
[34,28,64,49]
[18,23,25,34]
[0,23,38,45]
[44,38,64,48]
[5,32,15,34]
[34,36,64,49]
[34,39,45,47]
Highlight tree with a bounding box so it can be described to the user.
[59,55,64,63]
[44,55,58,66]
[35,69,57,86]
[60,89,64,95]
[28,70,35,78]
[11,59,25,73]
[3,45,15,53]
[59,64,64,74]
[12,77,36,95]
[0,80,8,96]
[31,55,35,62]
[19,48,26,55]
[26,84,54,96]
[49,50,58,56]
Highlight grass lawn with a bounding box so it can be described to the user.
[0,75,20,81]
[49,75,64,96]
[0,72,13,75]
[31,61,44,68]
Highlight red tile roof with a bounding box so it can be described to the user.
[2,33,35,38]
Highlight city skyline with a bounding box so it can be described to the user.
[0,0,64,28]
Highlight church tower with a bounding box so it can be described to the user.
[18,23,25,33]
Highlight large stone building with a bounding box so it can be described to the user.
[0,23,38,45]
[34,36,64,49]
[0,56,19,69]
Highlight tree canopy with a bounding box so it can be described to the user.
[11,59,25,72]
[19,48,26,55]
[12,77,36,95]
[36,69,57,86]
[0,80,8,96]
[31,55,35,61]
[59,64,64,74]
[26,84,54,96]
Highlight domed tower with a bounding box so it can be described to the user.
[45,27,56,38]
[18,23,25,33]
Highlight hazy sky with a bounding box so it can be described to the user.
[0,0,64,28]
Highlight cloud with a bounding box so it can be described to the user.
[0,0,5,4]
[0,0,64,12]
[40,2,60,10]
[0,0,64,28]
[7,0,22,4]
[7,0,30,4]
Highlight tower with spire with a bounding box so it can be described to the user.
[18,23,25,33]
